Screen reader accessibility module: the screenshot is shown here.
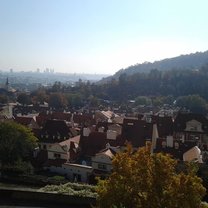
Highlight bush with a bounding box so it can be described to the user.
[1,160,34,176]
[39,182,97,198]
[47,175,67,184]
[200,202,208,208]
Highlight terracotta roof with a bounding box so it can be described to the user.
[73,113,95,126]
[14,116,34,126]
[155,138,197,160]
[152,115,173,137]
[51,112,72,121]
[79,131,124,157]
[96,148,117,159]
[36,114,51,127]
[59,135,80,149]
[122,118,153,147]
[39,120,71,143]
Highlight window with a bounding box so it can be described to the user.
[127,123,134,126]
[98,163,107,170]
[174,142,179,149]
[54,153,61,159]
[190,126,197,131]
[162,141,166,148]
[73,174,81,182]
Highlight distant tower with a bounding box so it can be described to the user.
[10,68,13,73]
[5,77,9,91]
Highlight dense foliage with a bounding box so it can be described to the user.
[24,63,208,113]
[113,50,208,76]
[96,144,206,208]
[0,121,38,167]
[40,182,97,198]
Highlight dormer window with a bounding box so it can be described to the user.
[54,153,61,159]
[98,163,107,170]
[162,141,166,148]
[190,126,197,131]
[174,142,179,149]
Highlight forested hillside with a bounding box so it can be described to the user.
[101,67,208,101]
[19,63,208,114]
[101,51,208,83]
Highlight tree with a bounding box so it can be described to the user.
[97,144,206,208]
[0,94,8,104]
[176,94,208,114]
[48,93,67,110]
[0,121,38,167]
[135,96,151,106]
[31,89,48,105]
[17,93,31,106]
[66,93,84,109]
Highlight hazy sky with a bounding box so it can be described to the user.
[0,0,208,75]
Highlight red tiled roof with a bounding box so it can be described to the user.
[14,116,34,126]
[73,114,95,126]
[155,138,197,160]
[79,132,124,157]
[52,112,72,121]
[39,120,71,143]
[36,114,51,127]
[152,115,173,137]
[122,118,153,147]
[59,135,80,148]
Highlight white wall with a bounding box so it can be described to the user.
[62,163,93,182]
[91,154,112,172]
[47,144,68,160]
[107,130,117,140]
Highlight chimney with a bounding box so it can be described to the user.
[83,127,90,137]
[151,123,159,153]
[166,136,173,148]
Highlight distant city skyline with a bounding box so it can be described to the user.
[0,0,208,75]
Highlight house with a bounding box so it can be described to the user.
[91,146,120,177]
[43,135,81,173]
[121,117,153,147]
[43,135,93,183]
[38,119,78,150]
[51,112,72,122]
[96,122,122,135]
[62,163,93,183]
[73,113,95,127]
[173,112,208,148]
[95,110,121,123]
[173,112,208,163]
[0,104,14,119]
[79,126,124,161]
[47,135,80,162]
[155,137,197,160]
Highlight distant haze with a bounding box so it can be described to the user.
[0,0,208,75]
